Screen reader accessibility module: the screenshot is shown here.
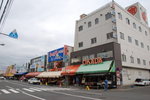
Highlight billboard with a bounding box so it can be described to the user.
[48,47,64,62]
[30,55,46,72]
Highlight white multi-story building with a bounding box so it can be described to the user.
[73,1,150,85]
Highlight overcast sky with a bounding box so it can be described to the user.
[0,0,150,71]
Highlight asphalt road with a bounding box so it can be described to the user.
[0,79,150,100]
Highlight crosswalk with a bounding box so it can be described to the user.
[0,87,73,95]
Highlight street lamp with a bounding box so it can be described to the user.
[0,44,5,46]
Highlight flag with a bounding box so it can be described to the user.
[9,29,18,39]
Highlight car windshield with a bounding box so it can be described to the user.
[135,79,142,82]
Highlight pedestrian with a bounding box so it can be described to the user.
[104,78,108,91]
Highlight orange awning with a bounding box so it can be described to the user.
[61,65,80,75]
[25,72,41,78]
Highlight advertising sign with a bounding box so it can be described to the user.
[48,47,64,62]
[30,55,45,72]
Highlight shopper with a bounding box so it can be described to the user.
[104,78,108,91]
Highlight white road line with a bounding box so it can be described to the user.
[49,91,102,100]
[22,92,46,100]
[9,89,19,93]
[16,89,46,100]
[6,86,14,89]
[23,88,35,92]
[73,90,102,95]
[29,88,42,91]
[1,89,11,94]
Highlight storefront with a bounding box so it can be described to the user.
[61,65,80,85]
[36,71,62,85]
[25,72,41,78]
[70,42,122,88]
[14,72,28,80]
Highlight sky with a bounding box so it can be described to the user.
[0,0,150,71]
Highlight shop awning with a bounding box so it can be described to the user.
[61,65,80,75]
[76,61,114,74]
[14,72,28,76]
[25,72,41,78]
[36,71,62,78]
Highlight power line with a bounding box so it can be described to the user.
[0,0,14,32]
[0,0,4,11]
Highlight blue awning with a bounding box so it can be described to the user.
[15,72,28,76]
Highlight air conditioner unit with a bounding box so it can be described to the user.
[112,25,117,31]
[111,10,115,16]
[112,18,116,23]
[113,33,117,39]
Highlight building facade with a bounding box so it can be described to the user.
[73,1,150,85]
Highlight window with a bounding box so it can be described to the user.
[97,51,113,58]
[82,56,89,60]
[120,32,125,40]
[107,32,113,39]
[135,39,139,46]
[95,18,99,24]
[147,45,150,51]
[137,58,141,64]
[118,13,122,20]
[78,42,83,48]
[133,23,136,29]
[139,26,142,32]
[145,31,148,36]
[78,26,83,31]
[89,54,95,59]
[91,37,97,44]
[141,42,144,48]
[130,56,134,63]
[128,36,132,43]
[88,21,92,28]
[105,12,112,20]
[126,18,130,25]
[143,60,146,65]
[122,54,126,62]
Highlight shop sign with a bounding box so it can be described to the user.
[82,57,103,65]
[48,47,64,62]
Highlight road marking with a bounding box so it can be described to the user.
[23,88,35,92]
[9,89,19,93]
[29,88,42,91]
[6,86,14,89]
[1,89,11,94]
[72,90,102,95]
[16,89,46,100]
[49,91,102,100]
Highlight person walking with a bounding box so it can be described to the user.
[104,78,108,91]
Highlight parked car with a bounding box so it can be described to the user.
[28,78,40,84]
[0,76,6,80]
[134,78,150,86]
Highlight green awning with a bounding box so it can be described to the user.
[76,60,114,74]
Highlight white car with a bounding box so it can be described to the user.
[134,78,150,86]
[0,76,6,80]
[28,78,40,84]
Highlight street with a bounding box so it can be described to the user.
[0,80,150,100]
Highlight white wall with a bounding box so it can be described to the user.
[122,67,150,85]
[74,3,116,51]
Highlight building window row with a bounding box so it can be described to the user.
[121,54,147,66]
[117,12,148,36]
[78,12,113,32]
[120,32,150,51]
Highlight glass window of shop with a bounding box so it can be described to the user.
[71,57,82,64]
[97,51,113,58]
